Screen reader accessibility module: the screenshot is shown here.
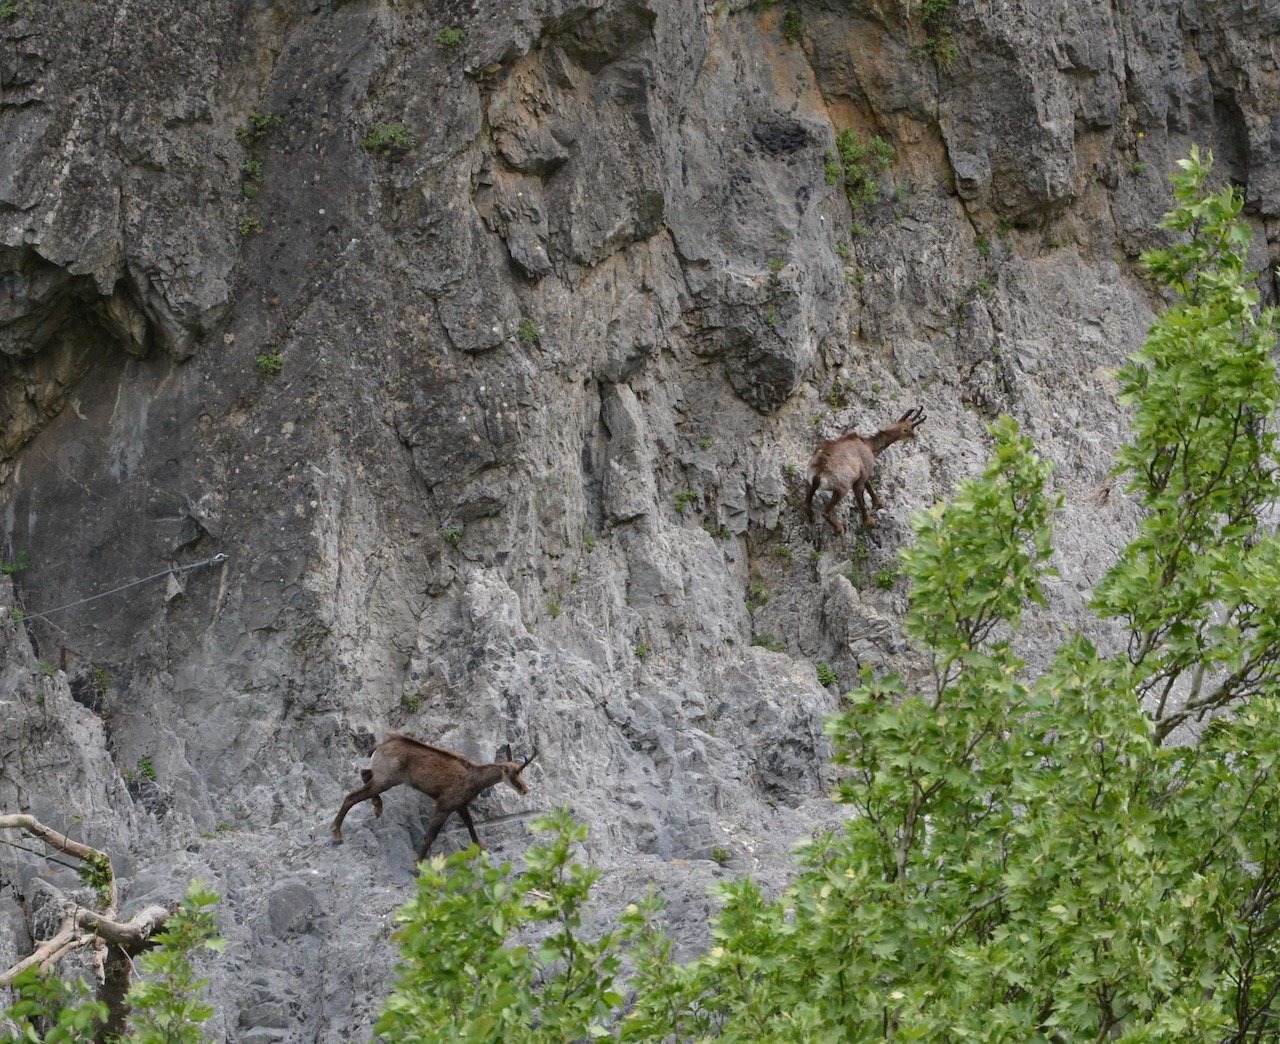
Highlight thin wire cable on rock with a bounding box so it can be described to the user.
[21,553,229,622]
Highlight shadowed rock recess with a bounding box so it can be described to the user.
[2,0,1278,1037]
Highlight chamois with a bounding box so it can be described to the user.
[805,407,926,534]
[331,735,537,861]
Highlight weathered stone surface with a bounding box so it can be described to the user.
[1,0,1276,1037]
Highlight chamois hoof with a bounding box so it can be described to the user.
[331,833,344,846]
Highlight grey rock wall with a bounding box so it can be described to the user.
[2,0,1277,1037]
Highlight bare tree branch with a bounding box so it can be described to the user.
[0,812,172,1039]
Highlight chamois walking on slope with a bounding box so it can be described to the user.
[805,407,927,534]
[331,734,537,861]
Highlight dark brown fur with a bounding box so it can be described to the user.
[331,734,536,861]
[805,407,926,534]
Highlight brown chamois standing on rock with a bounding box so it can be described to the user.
[805,407,927,534]
[331,734,537,861]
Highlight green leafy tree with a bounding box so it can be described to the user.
[0,969,106,1042]
[375,810,624,1042]
[125,883,223,1043]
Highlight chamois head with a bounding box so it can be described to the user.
[884,406,927,442]
[498,744,537,796]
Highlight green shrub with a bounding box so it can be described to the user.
[815,661,838,686]
[674,490,698,516]
[827,129,894,210]
[781,7,803,42]
[234,112,281,146]
[255,352,283,375]
[362,122,416,155]
[436,26,466,47]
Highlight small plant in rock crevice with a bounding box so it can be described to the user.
[917,0,958,66]
[703,520,732,540]
[363,122,416,156]
[517,317,539,344]
[236,112,279,235]
[674,490,698,516]
[255,351,283,375]
[825,129,894,211]
[235,112,281,147]
[780,7,803,43]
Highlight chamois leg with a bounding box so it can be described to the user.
[853,480,875,529]
[866,480,885,510]
[457,805,484,848]
[821,489,847,535]
[331,779,392,844]
[416,806,453,862]
[805,476,822,523]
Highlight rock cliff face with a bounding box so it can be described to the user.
[2,0,1278,1037]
